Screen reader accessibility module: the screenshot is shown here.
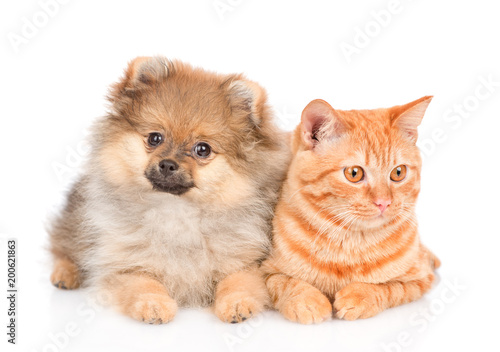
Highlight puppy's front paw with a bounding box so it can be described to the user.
[334,283,380,320]
[129,293,178,324]
[215,293,263,324]
[50,258,80,290]
[280,289,332,324]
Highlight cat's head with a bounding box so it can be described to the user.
[290,96,432,229]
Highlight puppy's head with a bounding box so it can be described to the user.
[94,56,281,205]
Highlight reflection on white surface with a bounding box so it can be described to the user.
[19,264,469,352]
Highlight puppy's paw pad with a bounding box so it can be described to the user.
[130,293,178,324]
[50,259,80,290]
[334,284,378,320]
[281,290,332,324]
[53,281,68,289]
[215,294,261,324]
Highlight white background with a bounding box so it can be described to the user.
[1,1,499,351]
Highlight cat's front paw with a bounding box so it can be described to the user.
[334,283,380,320]
[280,288,332,324]
[128,293,178,324]
[215,293,262,323]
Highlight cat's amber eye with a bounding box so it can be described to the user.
[344,166,364,183]
[390,165,407,182]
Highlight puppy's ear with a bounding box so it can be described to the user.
[225,77,268,126]
[108,56,170,104]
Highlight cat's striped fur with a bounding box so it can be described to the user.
[263,97,440,323]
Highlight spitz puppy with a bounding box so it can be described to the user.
[49,56,290,324]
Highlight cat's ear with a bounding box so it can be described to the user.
[391,96,433,142]
[300,99,346,150]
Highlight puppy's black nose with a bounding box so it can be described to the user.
[159,159,179,177]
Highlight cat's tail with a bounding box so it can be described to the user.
[422,244,441,270]
[429,251,441,270]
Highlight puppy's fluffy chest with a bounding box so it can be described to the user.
[141,196,204,249]
[89,192,267,306]
[122,196,219,272]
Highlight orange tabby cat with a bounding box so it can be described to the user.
[263,96,440,323]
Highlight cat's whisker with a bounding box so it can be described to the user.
[323,214,358,254]
[307,205,352,236]
[286,185,309,203]
[394,208,418,229]
[315,210,352,238]
[309,205,350,244]
[325,214,356,241]
[310,211,352,252]
[308,209,353,257]
[401,211,418,228]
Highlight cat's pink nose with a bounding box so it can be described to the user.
[374,199,391,213]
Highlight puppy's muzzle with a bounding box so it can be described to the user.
[147,159,194,196]
[159,159,179,177]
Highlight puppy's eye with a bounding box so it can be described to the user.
[193,142,211,159]
[390,165,407,182]
[344,166,364,183]
[147,132,163,147]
